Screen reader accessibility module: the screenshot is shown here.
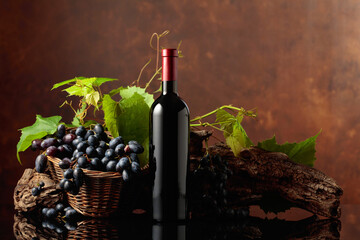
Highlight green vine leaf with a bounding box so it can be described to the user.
[215,109,253,156]
[119,86,154,107]
[16,115,62,163]
[85,91,100,108]
[257,131,321,167]
[51,77,86,90]
[102,94,121,138]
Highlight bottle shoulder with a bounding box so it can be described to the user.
[151,93,189,114]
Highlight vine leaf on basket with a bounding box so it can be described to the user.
[17,115,62,163]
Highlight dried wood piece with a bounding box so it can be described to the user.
[208,144,343,218]
[13,212,62,240]
[14,168,63,212]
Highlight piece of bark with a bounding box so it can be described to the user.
[13,212,62,240]
[14,168,63,212]
[207,144,343,218]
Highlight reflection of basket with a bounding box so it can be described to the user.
[47,156,150,217]
[67,219,119,239]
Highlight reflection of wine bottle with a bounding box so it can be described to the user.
[150,49,190,222]
[152,223,186,240]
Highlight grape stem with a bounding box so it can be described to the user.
[190,105,256,123]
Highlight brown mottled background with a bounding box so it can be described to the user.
[1,0,360,236]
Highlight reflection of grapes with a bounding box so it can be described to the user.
[41,204,80,233]
[188,154,248,219]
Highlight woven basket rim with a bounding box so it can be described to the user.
[47,156,149,179]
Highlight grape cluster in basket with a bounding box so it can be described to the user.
[31,123,144,191]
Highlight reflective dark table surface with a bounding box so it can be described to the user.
[1,204,359,239]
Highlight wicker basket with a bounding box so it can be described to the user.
[47,156,150,217]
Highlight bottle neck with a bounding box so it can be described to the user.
[162,81,178,95]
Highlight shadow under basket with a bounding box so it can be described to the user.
[47,156,150,218]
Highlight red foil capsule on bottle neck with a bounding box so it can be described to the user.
[162,49,178,81]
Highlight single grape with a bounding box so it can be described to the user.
[73,167,84,180]
[64,206,72,212]
[41,138,57,149]
[64,168,74,179]
[109,136,123,149]
[72,138,82,147]
[101,156,110,166]
[45,220,56,230]
[99,140,107,149]
[56,145,66,158]
[115,161,123,172]
[122,169,131,182]
[74,151,85,159]
[35,154,47,173]
[64,180,75,192]
[106,160,117,172]
[84,130,95,140]
[59,158,71,169]
[56,124,66,139]
[131,161,140,174]
[129,153,139,163]
[55,226,65,234]
[90,157,101,170]
[85,146,97,158]
[87,135,99,147]
[75,126,86,137]
[93,124,104,135]
[72,149,79,157]
[63,133,76,144]
[55,203,64,213]
[42,208,49,216]
[46,208,57,219]
[105,149,115,158]
[118,157,130,169]
[96,147,105,158]
[65,221,77,231]
[39,181,45,187]
[59,178,67,189]
[46,146,58,157]
[32,187,40,196]
[128,142,144,154]
[114,143,125,156]
[62,144,73,156]
[77,156,88,168]
[31,139,43,151]
[128,140,139,145]
[65,208,78,220]
[76,141,89,152]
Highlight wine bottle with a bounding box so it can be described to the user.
[150,48,190,222]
